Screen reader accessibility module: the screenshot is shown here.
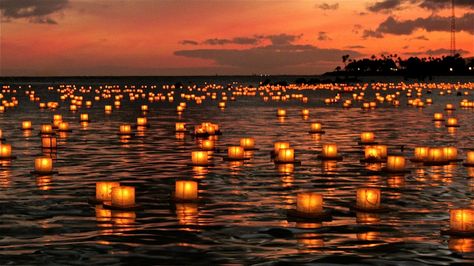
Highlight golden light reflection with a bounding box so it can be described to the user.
[36,175,52,190]
[175,203,199,225]
[449,238,474,253]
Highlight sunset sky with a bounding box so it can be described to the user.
[0,0,473,76]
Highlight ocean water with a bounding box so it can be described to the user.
[0,78,473,265]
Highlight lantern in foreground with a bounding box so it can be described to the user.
[425,147,447,165]
[413,146,429,162]
[356,188,381,211]
[321,144,340,160]
[34,157,53,174]
[96,181,120,202]
[191,151,209,166]
[443,147,458,161]
[227,146,245,160]
[175,180,198,201]
[277,148,295,163]
[296,192,323,215]
[22,121,32,130]
[360,132,375,144]
[111,186,135,208]
[450,209,474,233]
[240,138,255,150]
[0,144,12,159]
[386,155,406,172]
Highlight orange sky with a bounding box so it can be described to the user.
[0,0,473,76]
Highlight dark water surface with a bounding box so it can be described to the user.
[0,79,473,265]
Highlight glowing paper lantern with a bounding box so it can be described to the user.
[191,151,209,166]
[227,146,245,160]
[356,188,381,211]
[175,180,198,201]
[450,209,474,233]
[111,186,135,208]
[433,113,444,121]
[0,144,12,158]
[22,121,32,130]
[386,155,406,172]
[321,144,339,159]
[34,157,53,174]
[277,109,286,117]
[240,138,255,150]
[360,132,375,144]
[296,192,323,214]
[96,181,120,202]
[277,148,295,163]
[413,147,429,161]
[175,122,186,132]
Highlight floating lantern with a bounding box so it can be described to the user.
[34,157,53,174]
[175,122,186,132]
[309,123,324,134]
[58,122,70,132]
[412,146,429,162]
[191,151,209,166]
[277,109,286,117]
[175,180,198,201]
[274,142,290,155]
[277,148,295,163]
[111,186,135,208]
[301,109,309,116]
[69,105,77,111]
[0,144,12,159]
[386,155,406,172]
[119,124,132,135]
[80,113,89,122]
[464,151,474,166]
[40,124,53,135]
[227,146,245,160]
[240,138,255,150]
[53,114,62,122]
[450,209,474,233]
[200,139,215,151]
[425,147,447,165]
[445,103,455,111]
[446,117,459,127]
[218,101,226,109]
[22,121,32,130]
[443,146,458,161]
[296,192,323,215]
[364,146,383,161]
[320,143,341,160]
[104,105,112,112]
[433,113,444,121]
[136,117,149,127]
[141,105,148,112]
[356,188,381,211]
[360,132,375,144]
[96,181,120,202]
[41,136,57,149]
[374,145,387,159]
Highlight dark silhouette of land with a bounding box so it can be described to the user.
[325,54,474,80]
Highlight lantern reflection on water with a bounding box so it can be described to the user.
[356,188,381,211]
[175,203,198,225]
[449,238,474,253]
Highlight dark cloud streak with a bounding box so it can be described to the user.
[0,0,68,24]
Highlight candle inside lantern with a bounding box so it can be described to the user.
[22,121,32,130]
[240,138,255,150]
[34,157,53,174]
[356,188,381,210]
[175,180,198,201]
[228,146,245,160]
[433,113,444,121]
[277,109,286,117]
[386,155,406,172]
[360,132,375,143]
[111,186,135,208]
[277,148,295,163]
[414,146,429,161]
[296,192,323,214]
[322,143,338,159]
[0,144,12,158]
[450,209,474,233]
[175,122,186,132]
[191,151,209,166]
[96,181,120,202]
[365,146,382,160]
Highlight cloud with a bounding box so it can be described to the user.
[364,12,474,37]
[180,40,199,45]
[317,3,339,10]
[0,0,68,24]
[317,32,331,41]
[367,0,474,13]
[174,35,361,73]
[413,35,429,40]
[346,45,366,49]
[404,48,469,56]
